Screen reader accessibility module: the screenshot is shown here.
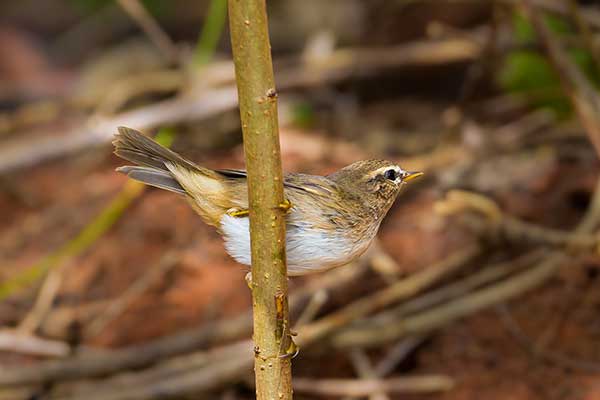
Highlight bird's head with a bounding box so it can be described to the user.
[329,159,423,213]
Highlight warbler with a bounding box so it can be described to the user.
[113,127,423,276]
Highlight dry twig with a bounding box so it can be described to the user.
[437,190,600,252]
[497,305,600,373]
[374,336,427,377]
[346,350,390,400]
[84,252,179,338]
[367,250,545,327]
[0,330,69,358]
[333,254,566,348]
[117,0,178,63]
[17,261,72,335]
[299,245,482,345]
[292,376,454,397]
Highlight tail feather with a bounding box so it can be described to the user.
[113,126,212,195]
[113,126,230,225]
[112,126,199,172]
[116,166,186,194]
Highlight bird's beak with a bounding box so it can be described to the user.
[402,171,424,183]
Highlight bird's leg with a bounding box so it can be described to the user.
[278,199,292,213]
[226,207,249,218]
[228,200,290,218]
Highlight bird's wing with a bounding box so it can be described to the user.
[216,169,339,198]
[215,169,248,179]
[286,174,336,197]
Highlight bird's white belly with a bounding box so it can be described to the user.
[220,214,371,276]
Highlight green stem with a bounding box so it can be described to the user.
[194,0,228,67]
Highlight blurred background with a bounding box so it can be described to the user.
[2,0,600,399]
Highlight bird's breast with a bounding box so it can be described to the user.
[219,213,375,276]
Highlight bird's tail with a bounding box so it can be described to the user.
[113,126,232,226]
[113,126,216,195]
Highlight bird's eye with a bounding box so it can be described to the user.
[383,169,398,181]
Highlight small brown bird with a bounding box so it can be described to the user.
[113,127,423,276]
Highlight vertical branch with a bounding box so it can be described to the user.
[228,1,292,400]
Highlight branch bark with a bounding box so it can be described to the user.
[228,1,292,399]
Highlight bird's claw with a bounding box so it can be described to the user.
[278,199,292,213]
[279,338,299,359]
[227,208,249,218]
[227,202,290,218]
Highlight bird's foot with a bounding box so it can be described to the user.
[227,202,290,218]
[278,199,292,213]
[279,337,300,359]
[226,207,249,218]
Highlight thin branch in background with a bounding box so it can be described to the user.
[16,260,73,334]
[292,376,454,397]
[299,244,483,345]
[294,289,329,328]
[374,336,427,377]
[60,340,256,400]
[436,190,600,251]
[346,349,391,400]
[369,250,545,327]
[497,304,600,373]
[90,0,227,115]
[576,177,600,235]
[117,0,179,64]
[95,70,185,116]
[84,252,180,339]
[332,254,566,348]
[0,330,70,358]
[368,241,404,283]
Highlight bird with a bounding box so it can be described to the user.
[113,126,423,276]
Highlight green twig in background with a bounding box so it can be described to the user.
[0,129,175,300]
[228,0,292,399]
[194,0,228,66]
